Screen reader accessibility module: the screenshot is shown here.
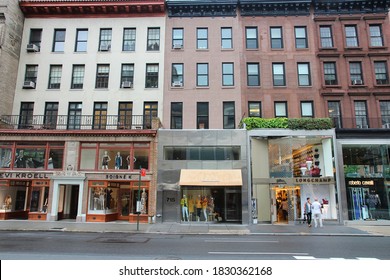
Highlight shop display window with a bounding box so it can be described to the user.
[80,142,151,171]
[0,142,13,168]
[0,181,29,212]
[180,186,242,222]
[88,185,118,214]
[30,186,49,212]
[118,182,149,216]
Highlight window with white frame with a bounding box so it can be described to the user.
[275,102,287,117]
[301,101,314,117]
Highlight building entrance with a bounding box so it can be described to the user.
[57,184,79,220]
[271,186,301,223]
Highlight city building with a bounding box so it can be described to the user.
[0,0,24,116]
[0,0,165,222]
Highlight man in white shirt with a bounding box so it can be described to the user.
[311,197,323,228]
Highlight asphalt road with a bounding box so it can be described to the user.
[0,231,389,260]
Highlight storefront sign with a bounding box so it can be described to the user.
[348,180,375,186]
[0,172,50,179]
[294,177,334,184]
[105,174,138,180]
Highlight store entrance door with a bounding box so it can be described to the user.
[57,184,79,220]
[225,189,242,222]
[271,186,301,224]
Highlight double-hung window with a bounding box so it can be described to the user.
[95,64,110,88]
[53,29,65,52]
[374,61,389,85]
[48,65,62,89]
[324,62,337,85]
[197,63,208,86]
[272,63,285,86]
[247,63,260,86]
[222,63,234,86]
[245,27,258,49]
[345,25,358,47]
[349,62,363,85]
[197,28,208,49]
[320,26,333,48]
[99,28,112,51]
[369,25,384,47]
[297,63,311,86]
[172,28,183,48]
[147,27,160,51]
[145,64,159,88]
[270,27,283,49]
[123,28,136,51]
[221,27,233,49]
[172,64,184,86]
[295,27,308,49]
[71,65,85,89]
[301,101,314,118]
[75,29,88,52]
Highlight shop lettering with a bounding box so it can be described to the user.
[105,174,135,180]
[0,172,49,179]
[294,178,333,183]
[348,180,374,186]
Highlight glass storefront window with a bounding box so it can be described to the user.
[88,186,118,213]
[164,146,241,160]
[30,186,49,212]
[1,182,29,211]
[134,149,149,170]
[0,146,12,168]
[118,183,149,216]
[15,148,46,169]
[180,186,242,222]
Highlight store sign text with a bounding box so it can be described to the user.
[105,174,137,180]
[0,172,50,179]
[294,177,333,184]
[348,180,374,186]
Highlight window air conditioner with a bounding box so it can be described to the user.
[100,44,110,51]
[172,81,183,87]
[357,124,369,129]
[121,81,132,88]
[23,81,36,89]
[382,123,390,128]
[26,43,39,52]
[352,79,363,85]
[173,43,183,49]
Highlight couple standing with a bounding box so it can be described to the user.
[304,197,323,228]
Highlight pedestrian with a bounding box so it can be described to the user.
[304,197,312,227]
[311,197,323,227]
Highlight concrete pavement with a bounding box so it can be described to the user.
[0,219,389,236]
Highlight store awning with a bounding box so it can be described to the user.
[179,169,242,186]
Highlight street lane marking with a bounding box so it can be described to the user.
[205,239,278,243]
[209,252,308,255]
[294,256,380,260]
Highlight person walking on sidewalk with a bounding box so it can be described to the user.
[311,197,323,228]
[304,197,312,227]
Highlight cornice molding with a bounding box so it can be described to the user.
[314,0,390,16]
[166,0,237,17]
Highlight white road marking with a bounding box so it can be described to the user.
[205,239,278,243]
[209,252,309,255]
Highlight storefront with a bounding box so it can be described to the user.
[249,129,339,224]
[340,143,390,221]
[178,169,243,223]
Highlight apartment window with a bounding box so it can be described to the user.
[75,29,88,52]
[349,62,363,85]
[345,25,358,47]
[67,102,82,130]
[245,27,258,49]
[48,65,62,89]
[320,26,333,48]
[247,63,260,86]
[380,101,390,127]
[374,61,389,85]
[71,65,85,89]
[354,101,369,128]
[248,102,261,117]
[171,102,183,129]
[295,27,308,49]
[147,27,160,51]
[29,29,42,49]
[275,102,287,117]
[123,28,136,51]
[93,102,107,130]
[197,28,208,49]
[328,101,342,128]
[19,102,34,129]
[52,29,65,52]
[144,102,158,129]
[324,62,338,85]
[172,28,183,48]
[95,64,110,88]
[44,102,58,129]
[222,63,234,86]
[270,27,283,49]
[197,102,209,129]
[172,63,183,86]
[272,63,285,86]
[24,65,38,85]
[145,64,159,88]
[99,28,112,51]
[223,102,235,129]
[301,101,314,118]
[197,63,209,87]
[221,27,233,49]
[369,25,384,47]
[118,102,133,129]
[297,63,311,86]
[121,64,134,86]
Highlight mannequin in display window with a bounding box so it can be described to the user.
[365,190,381,220]
[102,151,111,169]
[195,194,202,222]
[4,195,12,210]
[140,188,148,214]
[180,194,189,221]
[201,196,208,222]
[15,150,26,168]
[115,152,122,170]
[188,195,195,221]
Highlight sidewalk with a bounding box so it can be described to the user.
[0,219,389,236]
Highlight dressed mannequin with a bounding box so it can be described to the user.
[188,195,195,221]
[102,151,111,169]
[115,152,122,170]
[48,152,54,169]
[201,196,208,222]
[140,188,147,214]
[15,150,25,168]
[4,195,12,210]
[180,195,189,221]
[195,195,202,222]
